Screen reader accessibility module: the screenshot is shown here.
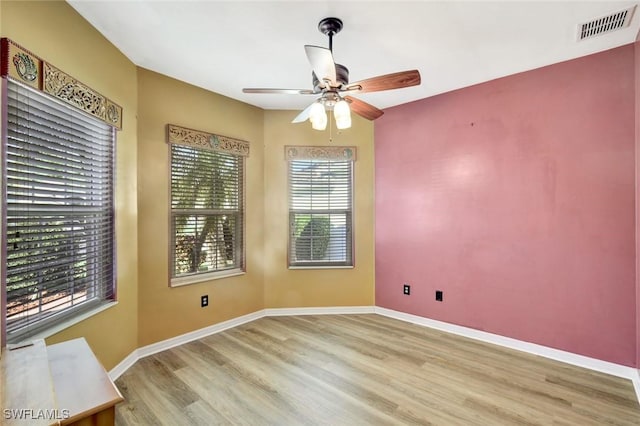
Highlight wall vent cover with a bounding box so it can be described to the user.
[578,6,636,40]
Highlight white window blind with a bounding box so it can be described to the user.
[4,80,115,343]
[170,144,244,282]
[288,159,353,267]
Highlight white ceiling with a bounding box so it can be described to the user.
[67,1,640,112]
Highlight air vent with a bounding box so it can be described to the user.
[578,6,636,40]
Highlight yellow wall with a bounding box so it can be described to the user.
[136,68,265,346]
[1,1,376,369]
[263,111,375,307]
[0,1,139,369]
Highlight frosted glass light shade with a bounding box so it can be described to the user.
[309,102,327,131]
[334,99,351,130]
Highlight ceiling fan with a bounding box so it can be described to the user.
[242,17,421,130]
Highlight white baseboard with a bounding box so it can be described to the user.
[108,310,264,381]
[108,304,640,407]
[374,307,638,381]
[108,306,373,381]
[108,349,139,381]
[376,307,640,406]
[264,306,375,316]
[136,310,266,360]
[633,370,640,403]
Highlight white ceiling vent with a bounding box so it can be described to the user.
[578,6,636,41]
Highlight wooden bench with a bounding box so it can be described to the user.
[1,338,123,426]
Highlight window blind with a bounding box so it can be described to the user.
[4,80,115,343]
[170,144,244,280]
[288,159,353,267]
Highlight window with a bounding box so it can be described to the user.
[170,138,244,285]
[3,80,115,343]
[288,153,354,267]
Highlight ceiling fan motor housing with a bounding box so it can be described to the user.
[313,63,349,92]
[243,15,420,124]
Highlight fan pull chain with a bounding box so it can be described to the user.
[329,111,333,142]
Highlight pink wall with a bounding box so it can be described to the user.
[375,45,636,366]
[635,36,640,369]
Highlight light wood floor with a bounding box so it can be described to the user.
[115,314,640,425]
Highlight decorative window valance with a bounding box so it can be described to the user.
[167,124,250,157]
[285,145,357,161]
[0,38,123,130]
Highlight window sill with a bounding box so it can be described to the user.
[17,301,118,344]
[170,269,245,287]
[288,265,354,270]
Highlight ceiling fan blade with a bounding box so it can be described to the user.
[345,70,421,93]
[345,96,384,121]
[291,102,316,123]
[243,88,316,95]
[305,45,336,87]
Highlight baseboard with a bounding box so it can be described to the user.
[137,309,266,359]
[374,307,638,382]
[108,310,264,381]
[108,349,139,381]
[633,370,640,404]
[377,307,640,406]
[108,304,640,407]
[264,306,375,316]
[108,306,373,380]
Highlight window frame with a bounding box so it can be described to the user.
[286,148,356,269]
[168,128,247,287]
[2,79,117,344]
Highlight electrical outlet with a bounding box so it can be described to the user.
[403,284,410,295]
[435,290,443,302]
[201,295,209,307]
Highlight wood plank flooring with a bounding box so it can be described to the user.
[115,314,640,425]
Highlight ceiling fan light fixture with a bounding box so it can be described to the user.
[334,99,351,130]
[309,102,327,130]
[242,17,420,129]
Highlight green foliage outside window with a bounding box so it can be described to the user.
[295,215,331,261]
[171,146,240,276]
